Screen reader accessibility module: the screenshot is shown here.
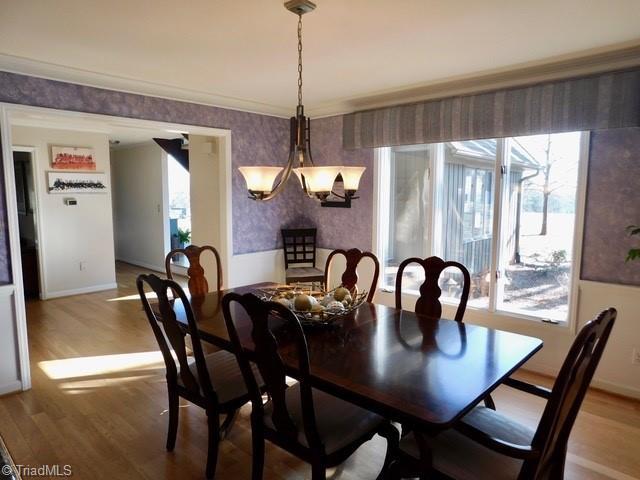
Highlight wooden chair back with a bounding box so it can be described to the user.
[526,308,616,478]
[281,228,318,269]
[136,273,215,400]
[324,248,379,302]
[222,292,323,451]
[395,256,470,322]
[165,244,223,296]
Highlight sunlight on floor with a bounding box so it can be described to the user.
[38,351,166,380]
[107,292,157,302]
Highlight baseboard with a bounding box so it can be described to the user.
[116,257,165,273]
[0,381,22,396]
[42,282,119,299]
[520,365,640,400]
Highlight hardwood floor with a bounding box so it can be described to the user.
[0,261,639,479]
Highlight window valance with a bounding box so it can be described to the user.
[343,68,640,149]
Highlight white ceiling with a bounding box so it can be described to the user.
[1,0,640,117]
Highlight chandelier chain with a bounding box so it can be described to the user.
[297,14,303,107]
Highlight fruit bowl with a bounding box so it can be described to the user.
[254,285,368,327]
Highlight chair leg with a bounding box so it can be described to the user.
[311,463,326,480]
[166,387,179,452]
[483,393,496,410]
[251,425,265,480]
[205,411,221,479]
[220,409,238,440]
[377,422,400,480]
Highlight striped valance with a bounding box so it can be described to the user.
[343,68,640,149]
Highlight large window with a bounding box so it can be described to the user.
[378,132,585,323]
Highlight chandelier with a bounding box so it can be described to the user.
[238,0,365,208]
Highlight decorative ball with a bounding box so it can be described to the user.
[334,287,350,301]
[294,294,312,311]
[320,294,334,307]
[342,294,353,305]
[311,303,325,313]
[326,300,345,312]
[275,297,292,309]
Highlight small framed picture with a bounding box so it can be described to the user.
[47,171,109,194]
[51,146,96,170]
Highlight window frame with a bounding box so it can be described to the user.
[374,132,590,329]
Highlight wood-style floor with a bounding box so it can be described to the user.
[0,262,639,479]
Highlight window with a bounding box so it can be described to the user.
[167,154,191,249]
[378,132,585,323]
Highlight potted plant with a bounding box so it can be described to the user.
[626,225,640,262]
[177,228,191,249]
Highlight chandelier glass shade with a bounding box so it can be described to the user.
[237,0,365,206]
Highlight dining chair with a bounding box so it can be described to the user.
[395,255,470,322]
[222,292,399,480]
[395,256,494,411]
[137,273,254,479]
[165,244,223,296]
[324,248,379,302]
[281,228,325,287]
[388,307,617,480]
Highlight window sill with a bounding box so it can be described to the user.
[378,286,569,328]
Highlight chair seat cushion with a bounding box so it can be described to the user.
[179,349,259,405]
[263,383,383,455]
[399,406,534,480]
[285,267,324,281]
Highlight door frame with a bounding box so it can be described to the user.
[11,145,46,299]
[0,102,234,391]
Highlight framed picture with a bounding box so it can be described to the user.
[47,171,109,194]
[51,146,96,170]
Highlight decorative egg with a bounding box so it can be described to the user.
[294,294,313,311]
[308,295,319,306]
[342,294,353,305]
[320,295,334,307]
[333,287,350,301]
[326,301,345,312]
[275,297,292,309]
[310,303,325,313]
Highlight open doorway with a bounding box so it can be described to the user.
[12,148,41,299]
[0,104,232,391]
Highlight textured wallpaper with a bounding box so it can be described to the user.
[300,115,375,252]
[581,128,640,285]
[0,71,301,255]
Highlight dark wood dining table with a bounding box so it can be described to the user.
[172,282,543,432]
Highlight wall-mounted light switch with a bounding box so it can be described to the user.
[64,198,77,206]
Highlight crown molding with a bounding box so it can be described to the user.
[0,54,292,118]
[310,41,640,118]
[2,41,640,120]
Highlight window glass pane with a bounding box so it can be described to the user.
[498,132,582,322]
[436,141,497,308]
[382,145,430,288]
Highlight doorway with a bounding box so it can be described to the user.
[12,148,41,299]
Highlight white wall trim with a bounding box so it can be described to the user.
[42,282,119,300]
[0,381,23,396]
[0,54,291,119]
[0,106,31,390]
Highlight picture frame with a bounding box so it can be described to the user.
[51,146,96,170]
[47,171,109,194]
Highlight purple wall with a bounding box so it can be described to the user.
[581,128,640,286]
[0,71,301,256]
[301,115,375,251]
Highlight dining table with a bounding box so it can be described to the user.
[170,282,543,432]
